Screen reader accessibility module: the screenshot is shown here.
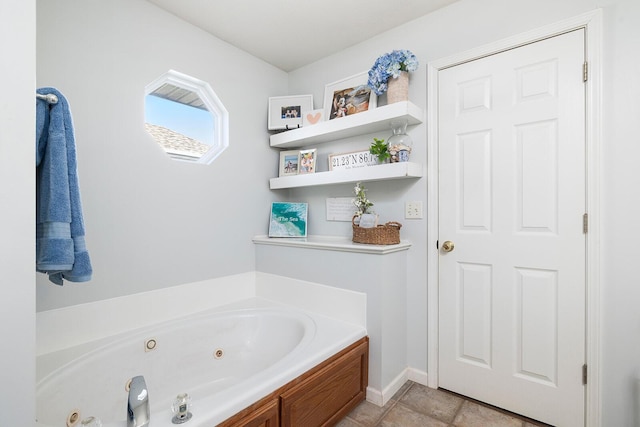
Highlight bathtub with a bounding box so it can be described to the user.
[36,297,367,427]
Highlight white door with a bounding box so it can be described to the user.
[438,29,586,426]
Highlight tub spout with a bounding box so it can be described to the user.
[127,376,150,427]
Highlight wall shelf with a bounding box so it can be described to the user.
[270,101,423,149]
[253,235,412,254]
[269,161,422,189]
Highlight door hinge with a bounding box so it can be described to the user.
[582,364,588,385]
[583,61,588,82]
[583,213,588,234]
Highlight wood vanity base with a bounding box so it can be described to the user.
[218,336,369,427]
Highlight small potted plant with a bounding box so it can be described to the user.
[369,138,390,163]
[353,182,374,218]
[353,182,377,228]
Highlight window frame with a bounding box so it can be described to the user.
[145,69,229,164]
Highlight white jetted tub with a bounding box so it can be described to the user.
[36,298,366,427]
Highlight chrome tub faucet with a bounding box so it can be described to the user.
[127,376,150,427]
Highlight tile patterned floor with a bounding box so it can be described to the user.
[337,382,553,427]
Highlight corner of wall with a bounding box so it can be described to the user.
[254,271,366,328]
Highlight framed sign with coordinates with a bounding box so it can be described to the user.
[328,150,380,171]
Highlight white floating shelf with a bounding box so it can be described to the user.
[270,101,424,149]
[269,162,422,190]
[253,235,412,255]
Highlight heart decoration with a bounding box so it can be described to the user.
[306,112,321,124]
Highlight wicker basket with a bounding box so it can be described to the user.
[352,216,402,245]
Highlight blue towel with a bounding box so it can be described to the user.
[36,87,92,285]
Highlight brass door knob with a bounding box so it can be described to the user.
[442,241,455,252]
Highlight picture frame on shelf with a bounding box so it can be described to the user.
[329,150,380,171]
[279,150,300,177]
[324,72,377,121]
[303,108,324,126]
[326,197,357,222]
[269,202,308,238]
[299,148,317,174]
[268,94,313,130]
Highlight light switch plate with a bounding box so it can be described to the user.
[405,201,423,219]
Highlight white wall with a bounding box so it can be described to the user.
[598,0,640,425]
[0,1,36,425]
[35,0,288,311]
[286,0,640,425]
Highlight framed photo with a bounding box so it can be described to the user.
[279,150,300,177]
[324,72,377,121]
[268,94,313,130]
[303,108,324,126]
[269,202,308,238]
[299,148,317,174]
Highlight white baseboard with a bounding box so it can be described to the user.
[365,386,384,406]
[366,368,410,406]
[407,367,429,386]
[366,367,430,406]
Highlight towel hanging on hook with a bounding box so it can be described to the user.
[36,87,92,285]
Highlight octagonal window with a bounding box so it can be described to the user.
[145,70,229,164]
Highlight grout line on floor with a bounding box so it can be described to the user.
[448,391,465,426]
[438,388,554,427]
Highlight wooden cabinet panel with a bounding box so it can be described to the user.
[218,398,279,427]
[280,339,368,427]
[218,337,368,427]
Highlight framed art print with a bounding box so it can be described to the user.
[268,95,313,130]
[269,202,308,238]
[324,72,377,121]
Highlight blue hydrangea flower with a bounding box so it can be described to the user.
[367,50,419,95]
